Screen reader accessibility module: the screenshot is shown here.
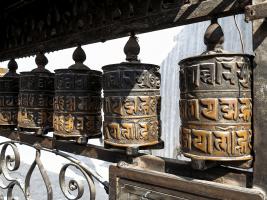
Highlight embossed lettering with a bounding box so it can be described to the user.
[139,122,149,140]
[121,123,135,139]
[123,97,137,115]
[192,129,213,154]
[139,96,150,115]
[237,62,251,88]
[234,130,250,155]
[220,98,238,120]
[214,131,231,154]
[187,99,200,120]
[200,98,218,120]
[181,128,191,150]
[200,63,215,85]
[221,62,236,85]
[239,98,252,122]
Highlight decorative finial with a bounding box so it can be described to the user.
[124,32,140,62]
[69,45,90,70]
[4,58,18,77]
[32,51,50,72]
[204,19,224,52]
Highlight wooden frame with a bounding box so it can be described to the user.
[0,0,267,198]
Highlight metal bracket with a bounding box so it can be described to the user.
[245,1,267,21]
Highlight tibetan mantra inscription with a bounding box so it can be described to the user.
[18,72,54,134]
[53,69,102,140]
[103,63,161,147]
[179,54,253,161]
[0,77,19,129]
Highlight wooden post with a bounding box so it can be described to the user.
[252,0,267,194]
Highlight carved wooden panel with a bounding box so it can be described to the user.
[0,0,250,61]
[109,165,265,200]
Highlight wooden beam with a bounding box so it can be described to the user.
[0,0,251,61]
[0,130,251,187]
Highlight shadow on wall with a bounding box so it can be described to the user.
[154,14,253,159]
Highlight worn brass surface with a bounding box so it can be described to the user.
[103,34,161,148]
[0,60,19,130]
[53,69,102,139]
[18,52,54,134]
[179,20,253,161]
[53,46,102,143]
[0,68,7,77]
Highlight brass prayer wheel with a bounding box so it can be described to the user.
[0,68,8,77]
[18,52,54,135]
[179,20,253,161]
[53,46,102,144]
[0,59,19,130]
[103,34,161,148]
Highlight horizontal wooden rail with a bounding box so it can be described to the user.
[0,130,252,188]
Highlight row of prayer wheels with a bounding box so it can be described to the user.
[0,20,253,163]
[0,33,161,148]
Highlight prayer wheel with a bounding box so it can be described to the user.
[53,46,102,144]
[0,68,8,77]
[103,34,161,148]
[18,52,54,135]
[179,20,253,161]
[0,59,19,130]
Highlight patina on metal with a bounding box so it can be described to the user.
[179,19,253,161]
[18,52,54,135]
[103,33,161,148]
[0,59,19,130]
[53,45,102,144]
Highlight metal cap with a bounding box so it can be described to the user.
[3,58,19,77]
[68,45,90,70]
[124,32,140,63]
[31,51,51,73]
[203,19,225,54]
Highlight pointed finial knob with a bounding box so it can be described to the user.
[69,45,89,70]
[124,32,140,62]
[32,51,50,72]
[204,19,224,52]
[8,58,18,72]
[73,45,86,63]
[4,58,18,77]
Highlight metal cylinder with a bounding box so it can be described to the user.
[18,52,54,135]
[0,59,19,130]
[103,34,161,148]
[53,46,102,144]
[179,21,253,161]
[0,68,8,77]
